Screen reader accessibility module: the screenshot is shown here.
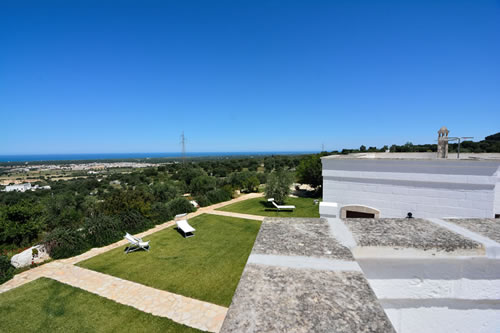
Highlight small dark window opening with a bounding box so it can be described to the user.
[495,214,500,219]
[346,211,375,218]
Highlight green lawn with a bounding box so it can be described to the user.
[0,277,202,333]
[217,197,320,218]
[78,214,261,307]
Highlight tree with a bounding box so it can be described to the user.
[190,175,216,195]
[360,145,366,152]
[296,155,322,189]
[265,170,294,204]
[0,201,45,246]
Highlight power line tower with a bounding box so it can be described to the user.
[180,131,186,163]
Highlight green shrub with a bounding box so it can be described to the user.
[43,227,90,259]
[0,255,14,284]
[206,188,232,204]
[119,210,154,234]
[190,175,216,195]
[165,197,195,217]
[195,195,210,207]
[150,202,173,224]
[84,215,122,247]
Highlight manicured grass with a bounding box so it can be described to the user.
[78,214,261,307]
[0,277,202,333]
[217,197,320,218]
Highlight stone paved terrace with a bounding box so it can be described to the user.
[221,218,395,333]
[445,218,500,243]
[343,218,485,257]
[252,217,354,260]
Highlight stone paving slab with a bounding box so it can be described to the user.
[445,218,500,243]
[252,218,354,260]
[344,218,483,252]
[44,265,226,332]
[221,264,395,333]
[207,210,265,221]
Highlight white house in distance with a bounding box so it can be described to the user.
[3,183,51,192]
[320,152,500,219]
[4,183,32,192]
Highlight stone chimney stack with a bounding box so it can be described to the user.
[437,126,449,159]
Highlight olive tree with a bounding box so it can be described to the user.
[265,170,294,204]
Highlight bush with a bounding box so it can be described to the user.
[165,197,195,217]
[0,255,14,284]
[195,195,211,207]
[265,170,294,204]
[0,202,45,247]
[296,155,323,189]
[119,210,154,234]
[206,188,232,204]
[43,227,90,259]
[150,202,173,224]
[84,215,122,247]
[190,175,216,196]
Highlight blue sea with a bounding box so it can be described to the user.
[0,151,316,162]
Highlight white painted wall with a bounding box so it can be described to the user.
[321,159,500,218]
[384,306,500,333]
[494,166,500,215]
[323,179,494,218]
[358,258,500,333]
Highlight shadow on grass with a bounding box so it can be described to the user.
[39,281,92,332]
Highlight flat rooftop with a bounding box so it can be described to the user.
[344,218,483,254]
[221,218,395,333]
[321,152,500,161]
[252,218,353,260]
[445,218,500,243]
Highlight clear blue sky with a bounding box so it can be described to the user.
[1,0,499,154]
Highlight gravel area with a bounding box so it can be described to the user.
[221,264,395,333]
[252,218,354,260]
[344,218,482,252]
[445,218,500,243]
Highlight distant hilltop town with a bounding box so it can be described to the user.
[5,161,156,174]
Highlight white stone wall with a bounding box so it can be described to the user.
[323,178,494,218]
[321,159,500,218]
[359,258,500,333]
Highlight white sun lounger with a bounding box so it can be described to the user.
[124,232,150,254]
[176,219,196,238]
[268,198,296,211]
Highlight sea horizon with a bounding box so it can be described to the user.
[0,151,317,163]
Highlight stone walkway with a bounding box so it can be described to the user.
[0,192,264,333]
[207,209,265,221]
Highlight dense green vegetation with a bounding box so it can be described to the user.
[0,155,307,265]
[337,132,500,154]
[0,254,14,284]
[218,197,320,218]
[0,277,202,333]
[78,214,261,307]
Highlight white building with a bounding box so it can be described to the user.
[4,183,32,192]
[2,183,51,192]
[321,153,500,219]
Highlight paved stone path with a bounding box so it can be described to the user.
[0,192,264,333]
[207,209,265,221]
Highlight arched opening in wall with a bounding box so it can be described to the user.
[341,205,380,219]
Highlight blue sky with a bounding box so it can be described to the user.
[1,0,499,154]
